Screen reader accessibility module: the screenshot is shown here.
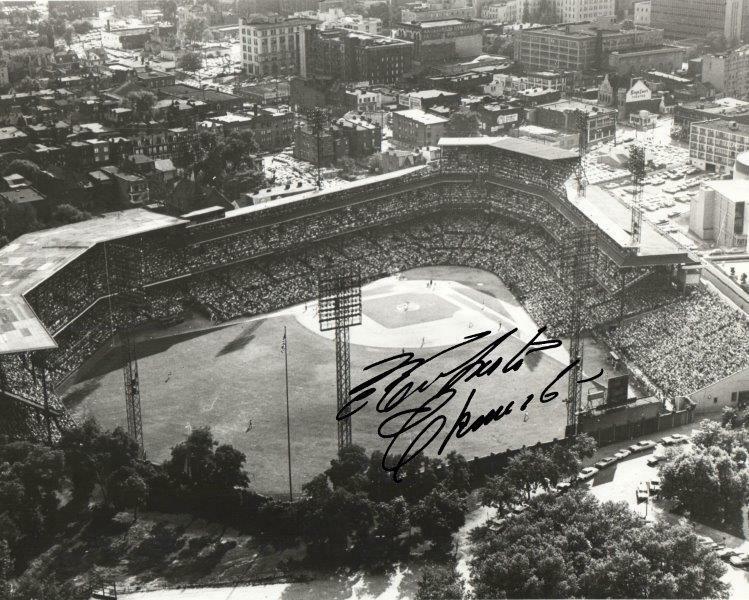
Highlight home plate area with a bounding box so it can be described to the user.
[295,275,567,364]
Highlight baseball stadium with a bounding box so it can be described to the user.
[2,137,748,495]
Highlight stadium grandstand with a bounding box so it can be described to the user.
[2,137,748,443]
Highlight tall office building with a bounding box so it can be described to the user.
[651,0,745,43]
[239,15,317,77]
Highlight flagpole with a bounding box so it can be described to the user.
[284,326,292,502]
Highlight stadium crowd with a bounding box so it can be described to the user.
[604,287,749,398]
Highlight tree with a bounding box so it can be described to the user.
[161,0,177,23]
[659,445,749,522]
[63,25,74,45]
[51,203,91,225]
[411,486,466,549]
[325,444,369,491]
[120,474,148,521]
[15,76,40,93]
[479,474,518,516]
[470,490,729,599]
[415,565,465,600]
[548,434,597,484]
[445,109,480,137]
[72,20,92,35]
[505,448,554,501]
[58,419,140,506]
[443,450,472,494]
[183,15,207,44]
[177,51,202,73]
[691,418,748,453]
[165,427,249,497]
[126,90,157,122]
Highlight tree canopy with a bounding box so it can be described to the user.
[177,51,202,73]
[659,419,749,522]
[470,490,729,599]
[445,110,480,137]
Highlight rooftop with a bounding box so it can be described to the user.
[538,99,617,114]
[408,89,457,99]
[0,209,185,355]
[694,119,749,135]
[395,108,448,124]
[704,179,749,204]
[438,136,579,161]
[566,181,693,262]
[418,19,465,27]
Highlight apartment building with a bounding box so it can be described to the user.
[690,119,749,174]
[239,15,317,77]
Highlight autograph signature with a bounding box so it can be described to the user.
[338,327,602,482]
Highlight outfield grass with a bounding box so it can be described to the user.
[63,266,572,495]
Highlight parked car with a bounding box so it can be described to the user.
[629,440,656,453]
[577,467,599,481]
[555,481,572,495]
[718,548,738,561]
[660,435,676,445]
[636,482,650,502]
[650,477,661,494]
[646,455,662,467]
[729,553,749,568]
[595,456,618,469]
[614,449,631,460]
[671,433,689,444]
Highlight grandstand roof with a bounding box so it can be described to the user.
[438,137,579,161]
[565,182,694,265]
[0,209,185,355]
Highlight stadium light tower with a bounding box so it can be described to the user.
[561,225,597,437]
[628,145,646,245]
[575,110,589,196]
[104,242,146,458]
[318,268,362,450]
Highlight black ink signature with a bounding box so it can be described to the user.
[338,327,603,482]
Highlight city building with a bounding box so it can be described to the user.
[398,89,461,111]
[100,165,149,205]
[530,99,617,145]
[101,23,174,49]
[401,1,476,22]
[294,6,382,34]
[556,0,616,22]
[396,19,483,65]
[305,27,413,84]
[651,0,746,43]
[293,123,349,165]
[690,119,749,174]
[607,45,685,76]
[513,22,665,73]
[473,101,524,134]
[200,106,295,152]
[391,108,447,147]
[633,0,651,24]
[335,114,382,157]
[689,179,748,248]
[480,0,614,23]
[702,46,749,99]
[674,98,749,141]
[343,88,383,112]
[483,71,567,96]
[239,15,317,77]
